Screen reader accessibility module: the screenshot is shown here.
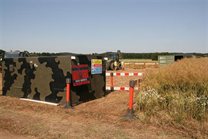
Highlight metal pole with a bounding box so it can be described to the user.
[124,80,136,119]
[65,78,71,108]
[128,80,135,111]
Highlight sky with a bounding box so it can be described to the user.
[0,0,207,54]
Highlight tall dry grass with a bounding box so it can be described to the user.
[136,58,208,137]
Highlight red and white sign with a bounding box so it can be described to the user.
[72,64,90,86]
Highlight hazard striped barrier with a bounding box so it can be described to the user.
[106,86,139,91]
[106,72,143,77]
[105,71,143,91]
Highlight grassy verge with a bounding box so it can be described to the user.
[136,58,208,138]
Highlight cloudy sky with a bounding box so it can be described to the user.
[0,0,207,53]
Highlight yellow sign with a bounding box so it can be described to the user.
[91,59,102,74]
[92,59,102,65]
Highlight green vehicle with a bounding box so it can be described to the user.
[105,50,122,70]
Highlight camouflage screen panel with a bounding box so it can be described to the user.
[2,55,106,105]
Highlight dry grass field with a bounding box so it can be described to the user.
[140,58,208,120]
[137,58,208,138]
[0,58,207,138]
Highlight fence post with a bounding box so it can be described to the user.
[110,72,114,91]
[124,80,136,119]
[65,77,71,108]
[128,80,136,111]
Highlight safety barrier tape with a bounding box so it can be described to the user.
[106,86,139,91]
[106,72,143,77]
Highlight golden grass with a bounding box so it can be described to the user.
[144,58,208,94]
[136,58,208,138]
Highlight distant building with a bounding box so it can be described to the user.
[158,54,195,66]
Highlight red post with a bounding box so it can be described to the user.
[66,83,70,103]
[110,72,114,91]
[128,86,134,110]
[125,80,136,119]
[65,78,71,108]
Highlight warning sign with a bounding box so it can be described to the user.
[72,64,90,86]
[91,59,102,74]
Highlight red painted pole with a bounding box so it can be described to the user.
[65,78,71,108]
[125,80,136,119]
[66,83,70,104]
[128,86,134,110]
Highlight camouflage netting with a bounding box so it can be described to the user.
[2,55,106,105]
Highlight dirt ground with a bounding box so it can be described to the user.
[0,71,191,139]
[0,73,2,94]
[0,129,36,139]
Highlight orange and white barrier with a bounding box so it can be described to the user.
[106,72,143,77]
[106,72,143,91]
[106,86,139,91]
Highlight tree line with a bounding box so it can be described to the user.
[1,49,207,61]
[121,52,207,60]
